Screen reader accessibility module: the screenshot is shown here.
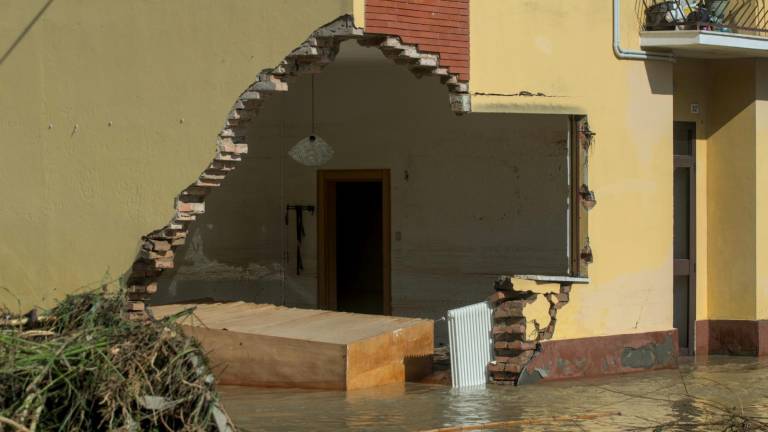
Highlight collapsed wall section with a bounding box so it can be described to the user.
[487,277,570,384]
[123,15,471,317]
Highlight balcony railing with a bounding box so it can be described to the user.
[639,0,768,37]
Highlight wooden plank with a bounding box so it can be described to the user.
[180,326,347,390]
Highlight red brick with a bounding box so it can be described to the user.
[495,353,534,366]
[367,5,468,22]
[143,239,171,252]
[439,58,469,67]
[366,19,469,35]
[139,248,174,260]
[413,44,468,55]
[365,0,469,81]
[160,255,177,266]
[366,26,468,41]
[488,362,506,372]
[400,36,468,49]
[368,1,468,16]
[489,370,518,382]
[367,13,467,29]
[494,304,525,319]
[437,52,468,60]
[494,340,537,351]
[368,0,470,15]
[493,323,526,335]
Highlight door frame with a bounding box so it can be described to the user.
[317,169,391,314]
[673,121,696,355]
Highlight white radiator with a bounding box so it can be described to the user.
[447,301,494,388]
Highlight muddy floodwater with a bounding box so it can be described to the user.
[220,356,768,431]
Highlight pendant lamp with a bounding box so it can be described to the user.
[288,75,334,166]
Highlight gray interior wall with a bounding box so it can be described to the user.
[153,42,570,341]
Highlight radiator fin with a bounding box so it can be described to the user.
[447,301,494,388]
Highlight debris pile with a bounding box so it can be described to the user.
[0,291,235,431]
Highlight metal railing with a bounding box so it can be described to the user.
[639,0,768,36]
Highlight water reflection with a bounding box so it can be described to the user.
[221,356,768,431]
[442,386,496,429]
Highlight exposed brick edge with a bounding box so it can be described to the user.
[486,276,571,385]
[122,14,471,318]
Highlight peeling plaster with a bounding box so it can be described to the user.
[620,335,676,369]
[172,230,283,283]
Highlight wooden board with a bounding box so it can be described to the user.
[151,302,434,390]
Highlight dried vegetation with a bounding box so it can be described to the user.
[0,290,235,432]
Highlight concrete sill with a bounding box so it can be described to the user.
[512,274,590,284]
[640,30,768,58]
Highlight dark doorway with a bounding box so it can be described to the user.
[673,121,696,355]
[318,170,391,315]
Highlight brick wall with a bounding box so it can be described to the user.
[365,0,469,81]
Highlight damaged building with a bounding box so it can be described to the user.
[3,0,768,387]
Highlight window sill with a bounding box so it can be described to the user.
[512,274,590,284]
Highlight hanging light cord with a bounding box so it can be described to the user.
[311,74,316,137]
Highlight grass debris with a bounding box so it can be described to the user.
[0,290,235,431]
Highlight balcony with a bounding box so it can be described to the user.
[639,0,768,58]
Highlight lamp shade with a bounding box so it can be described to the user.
[288,134,334,167]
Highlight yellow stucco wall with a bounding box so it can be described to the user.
[353,0,365,27]
[756,60,768,320]
[0,0,353,310]
[707,60,757,321]
[471,0,674,339]
[673,59,767,322]
[4,0,764,338]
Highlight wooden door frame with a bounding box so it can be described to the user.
[317,169,391,315]
[673,121,697,356]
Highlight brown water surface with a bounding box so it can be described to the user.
[221,356,768,431]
